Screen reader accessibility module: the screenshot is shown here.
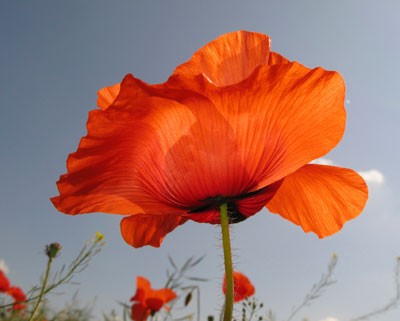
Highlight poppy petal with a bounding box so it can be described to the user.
[150,288,177,305]
[145,298,164,311]
[266,164,368,237]
[191,62,346,190]
[268,52,290,65]
[0,271,10,292]
[51,76,198,216]
[223,271,255,302]
[121,214,188,248]
[118,65,345,211]
[97,83,120,110]
[131,303,150,321]
[6,287,26,301]
[131,276,151,302]
[107,75,257,208]
[236,179,283,217]
[172,30,272,86]
[12,303,26,311]
[146,288,176,310]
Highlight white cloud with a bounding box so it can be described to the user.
[311,159,385,186]
[319,318,340,321]
[358,169,385,185]
[311,158,335,166]
[0,259,9,274]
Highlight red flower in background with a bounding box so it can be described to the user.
[130,276,176,321]
[7,286,27,310]
[52,30,368,248]
[223,271,255,302]
[0,272,27,311]
[0,271,10,292]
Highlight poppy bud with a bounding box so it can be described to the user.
[45,242,62,259]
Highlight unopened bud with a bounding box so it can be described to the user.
[45,243,62,259]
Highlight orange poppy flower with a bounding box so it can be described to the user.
[0,271,10,292]
[223,271,255,302]
[6,286,27,310]
[130,276,176,321]
[51,30,368,247]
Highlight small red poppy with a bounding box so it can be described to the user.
[6,286,27,310]
[223,271,255,302]
[130,276,176,321]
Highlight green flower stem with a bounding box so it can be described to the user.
[220,203,234,321]
[28,256,53,321]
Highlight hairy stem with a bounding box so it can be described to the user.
[220,203,233,321]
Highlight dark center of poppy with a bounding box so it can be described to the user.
[188,188,267,223]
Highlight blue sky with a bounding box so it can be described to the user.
[1,1,400,320]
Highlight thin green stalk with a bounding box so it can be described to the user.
[28,256,53,321]
[220,203,233,321]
